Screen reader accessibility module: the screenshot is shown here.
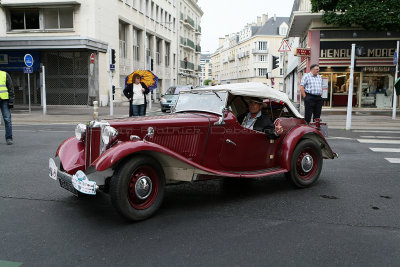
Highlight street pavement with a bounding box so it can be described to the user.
[7,103,400,130]
[1,106,400,266]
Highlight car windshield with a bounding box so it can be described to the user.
[174,91,228,115]
[165,86,192,95]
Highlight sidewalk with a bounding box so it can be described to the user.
[5,104,400,130]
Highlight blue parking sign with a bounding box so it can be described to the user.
[24,54,34,67]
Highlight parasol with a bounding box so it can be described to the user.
[125,70,158,91]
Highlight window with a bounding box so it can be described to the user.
[44,8,73,29]
[258,68,268,77]
[173,53,176,68]
[165,42,170,66]
[133,28,140,61]
[279,25,287,36]
[9,8,73,31]
[280,68,283,75]
[119,22,127,59]
[257,41,268,51]
[258,55,266,62]
[10,9,40,30]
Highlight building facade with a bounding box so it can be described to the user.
[210,14,289,90]
[287,0,400,109]
[199,53,211,85]
[0,0,202,107]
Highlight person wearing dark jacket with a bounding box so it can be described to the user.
[123,73,149,116]
[237,97,283,139]
[0,70,14,145]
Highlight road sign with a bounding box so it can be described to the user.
[90,53,95,64]
[278,40,291,52]
[110,64,115,71]
[24,54,34,67]
[394,51,397,66]
[23,67,33,73]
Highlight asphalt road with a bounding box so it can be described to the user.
[1,124,400,266]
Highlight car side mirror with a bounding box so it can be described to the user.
[214,107,227,126]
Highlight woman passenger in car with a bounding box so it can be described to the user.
[237,97,283,139]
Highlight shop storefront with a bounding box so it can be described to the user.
[319,40,397,108]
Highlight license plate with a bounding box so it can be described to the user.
[49,158,57,180]
[72,170,97,195]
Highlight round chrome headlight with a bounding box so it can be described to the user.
[101,126,118,145]
[75,123,87,141]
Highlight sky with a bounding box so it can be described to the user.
[197,0,295,53]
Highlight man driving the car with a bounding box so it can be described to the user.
[237,97,284,139]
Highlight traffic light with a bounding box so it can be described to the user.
[112,85,115,100]
[272,56,279,70]
[111,49,116,64]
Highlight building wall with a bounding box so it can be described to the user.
[0,0,202,106]
[211,32,286,89]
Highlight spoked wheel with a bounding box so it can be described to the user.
[110,156,165,221]
[285,139,323,188]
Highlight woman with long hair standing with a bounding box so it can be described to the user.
[123,73,149,116]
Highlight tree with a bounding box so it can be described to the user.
[203,79,212,86]
[311,0,400,31]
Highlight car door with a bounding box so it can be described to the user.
[217,112,280,172]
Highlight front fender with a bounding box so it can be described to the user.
[56,136,86,174]
[280,125,336,171]
[94,140,198,172]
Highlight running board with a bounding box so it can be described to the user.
[193,168,288,180]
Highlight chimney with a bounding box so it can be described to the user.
[257,16,261,26]
[219,38,224,47]
[262,14,268,24]
[274,14,276,21]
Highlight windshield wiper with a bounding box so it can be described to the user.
[213,91,222,101]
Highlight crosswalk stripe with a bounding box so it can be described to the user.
[360,135,400,139]
[353,130,400,133]
[357,139,400,144]
[370,148,400,153]
[385,158,400,163]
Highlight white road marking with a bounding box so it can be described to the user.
[326,137,354,140]
[357,139,400,144]
[360,136,400,139]
[385,158,400,164]
[370,148,400,153]
[353,130,400,134]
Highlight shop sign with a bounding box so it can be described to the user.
[295,48,311,57]
[321,48,396,58]
[362,66,392,72]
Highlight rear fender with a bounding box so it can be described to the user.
[280,126,336,171]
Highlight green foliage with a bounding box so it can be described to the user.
[311,0,400,31]
[203,79,212,86]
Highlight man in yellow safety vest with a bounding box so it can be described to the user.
[0,70,14,145]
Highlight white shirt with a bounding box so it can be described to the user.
[241,111,262,130]
[132,83,145,105]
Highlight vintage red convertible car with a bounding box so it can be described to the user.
[49,82,337,221]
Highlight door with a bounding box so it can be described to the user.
[217,114,279,171]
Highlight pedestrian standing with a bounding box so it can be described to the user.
[0,70,14,145]
[300,64,323,124]
[123,73,149,116]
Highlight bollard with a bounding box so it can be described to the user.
[93,101,99,120]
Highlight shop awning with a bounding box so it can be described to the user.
[0,36,108,53]
[0,1,80,7]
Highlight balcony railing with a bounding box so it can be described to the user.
[195,45,201,53]
[186,16,195,28]
[180,60,195,70]
[186,38,195,49]
[252,48,268,54]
